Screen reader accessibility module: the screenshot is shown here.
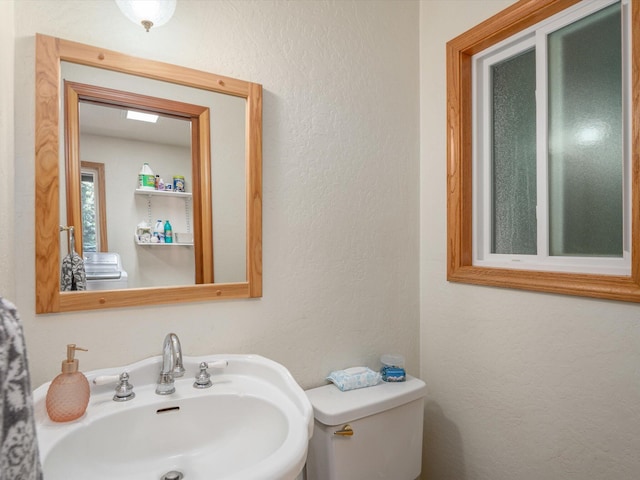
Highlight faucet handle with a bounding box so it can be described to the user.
[93,372,135,402]
[193,362,212,389]
[207,360,228,369]
[113,372,135,402]
[193,360,228,389]
[93,374,120,386]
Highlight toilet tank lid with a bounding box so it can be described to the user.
[305,375,427,426]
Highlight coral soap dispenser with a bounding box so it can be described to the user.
[45,344,90,422]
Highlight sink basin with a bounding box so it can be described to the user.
[33,354,314,480]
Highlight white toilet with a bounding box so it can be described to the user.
[305,375,427,480]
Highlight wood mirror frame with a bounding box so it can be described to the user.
[35,34,262,313]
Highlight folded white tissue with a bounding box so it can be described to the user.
[327,366,382,391]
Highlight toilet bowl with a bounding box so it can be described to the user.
[305,375,427,480]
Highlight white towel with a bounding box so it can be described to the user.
[0,297,43,480]
[326,366,382,391]
[60,251,87,291]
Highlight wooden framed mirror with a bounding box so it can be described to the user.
[35,34,262,313]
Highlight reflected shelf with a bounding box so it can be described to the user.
[134,234,193,246]
[134,188,192,198]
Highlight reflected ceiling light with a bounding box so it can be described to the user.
[126,110,159,123]
[115,0,176,32]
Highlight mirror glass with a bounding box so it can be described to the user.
[78,101,196,288]
[61,62,247,289]
[35,34,262,313]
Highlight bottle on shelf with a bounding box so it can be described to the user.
[173,175,185,192]
[138,163,155,190]
[164,220,173,243]
[154,219,165,243]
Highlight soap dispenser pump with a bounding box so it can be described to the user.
[45,344,90,422]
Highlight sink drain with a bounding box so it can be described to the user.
[161,471,184,480]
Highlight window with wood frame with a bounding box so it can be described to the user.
[447,0,640,302]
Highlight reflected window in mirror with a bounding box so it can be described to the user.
[80,161,107,253]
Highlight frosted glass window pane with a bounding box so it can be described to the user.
[548,3,622,257]
[491,49,537,254]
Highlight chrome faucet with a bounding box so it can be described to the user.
[156,333,186,395]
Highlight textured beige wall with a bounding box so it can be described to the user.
[13,0,420,397]
[419,1,640,479]
[0,0,15,300]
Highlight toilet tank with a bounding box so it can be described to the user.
[305,375,427,480]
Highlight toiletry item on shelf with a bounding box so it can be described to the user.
[158,178,165,190]
[154,174,160,190]
[326,366,381,391]
[154,219,165,243]
[173,175,185,192]
[164,220,173,243]
[380,353,406,382]
[138,163,155,190]
[136,221,152,243]
[45,344,90,422]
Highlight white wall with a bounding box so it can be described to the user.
[420,2,640,479]
[0,0,15,299]
[12,0,420,403]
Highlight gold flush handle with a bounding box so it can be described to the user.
[334,424,354,436]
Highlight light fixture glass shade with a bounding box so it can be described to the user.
[115,0,176,31]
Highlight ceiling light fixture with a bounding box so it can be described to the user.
[115,0,176,32]
[126,110,159,123]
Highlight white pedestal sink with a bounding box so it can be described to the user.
[33,354,313,480]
